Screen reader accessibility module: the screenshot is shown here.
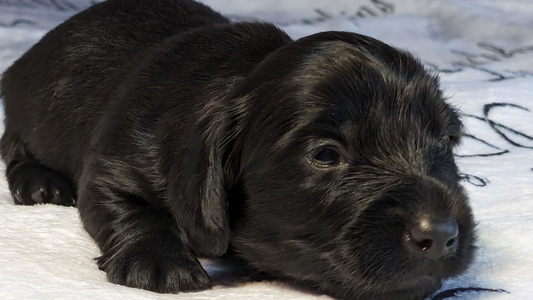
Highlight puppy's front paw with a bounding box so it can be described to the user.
[97,239,211,293]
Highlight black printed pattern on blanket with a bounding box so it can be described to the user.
[0,0,82,11]
[227,0,395,24]
[426,42,533,82]
[458,102,533,187]
[431,287,510,300]
[302,0,394,25]
[0,19,35,27]
[0,0,98,28]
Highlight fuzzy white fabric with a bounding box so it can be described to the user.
[0,1,532,299]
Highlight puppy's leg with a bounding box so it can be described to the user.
[78,159,211,293]
[1,134,76,206]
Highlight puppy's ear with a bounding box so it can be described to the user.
[167,102,241,257]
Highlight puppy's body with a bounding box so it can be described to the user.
[1,0,475,299]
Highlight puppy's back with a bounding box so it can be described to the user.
[1,0,229,179]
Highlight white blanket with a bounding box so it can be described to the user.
[0,1,532,299]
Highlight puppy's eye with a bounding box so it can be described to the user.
[310,147,344,168]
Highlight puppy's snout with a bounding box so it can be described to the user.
[405,216,459,260]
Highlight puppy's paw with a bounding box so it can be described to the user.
[97,239,211,293]
[8,161,76,206]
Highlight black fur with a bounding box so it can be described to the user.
[0,0,475,299]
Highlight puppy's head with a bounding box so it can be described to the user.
[224,32,475,300]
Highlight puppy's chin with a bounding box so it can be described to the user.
[362,280,443,300]
[315,276,443,300]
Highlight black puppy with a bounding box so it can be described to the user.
[0,0,475,299]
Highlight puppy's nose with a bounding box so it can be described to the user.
[405,216,459,260]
